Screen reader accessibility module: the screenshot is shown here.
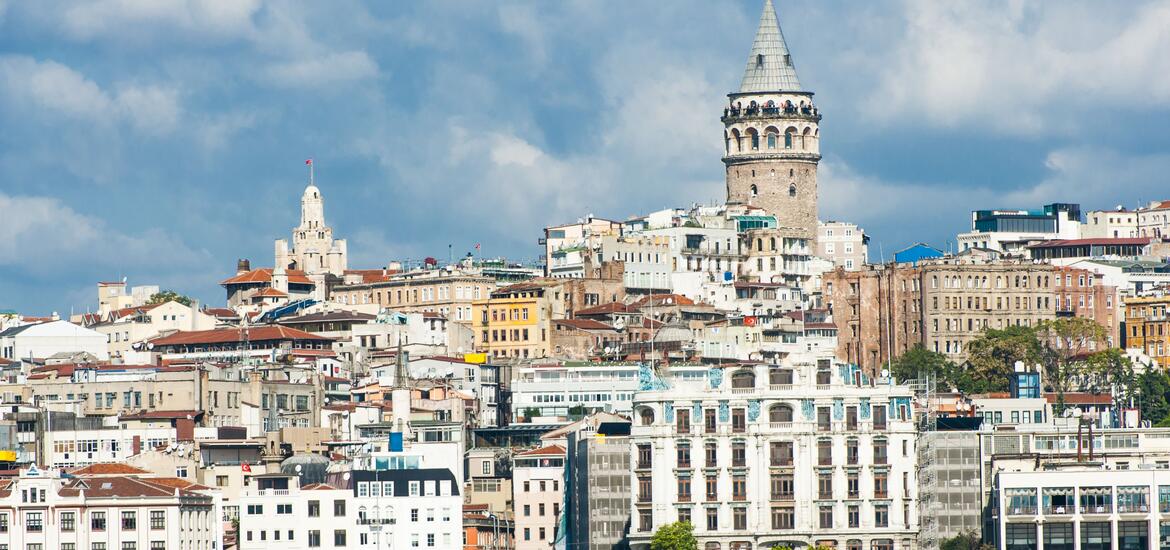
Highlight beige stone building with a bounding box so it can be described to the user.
[826,258,1058,372]
[817,220,868,270]
[740,226,813,287]
[722,0,820,240]
[332,271,494,325]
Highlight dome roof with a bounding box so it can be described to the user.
[303,184,321,199]
[280,453,331,484]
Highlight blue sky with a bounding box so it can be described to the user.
[2,0,1170,315]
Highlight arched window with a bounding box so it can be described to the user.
[769,237,777,250]
[749,128,760,150]
[784,128,794,149]
[639,407,654,426]
[802,126,812,149]
[767,131,777,149]
[706,543,722,550]
[731,370,756,389]
[789,184,797,197]
[731,128,742,153]
[756,238,764,251]
[750,184,758,197]
[770,404,793,424]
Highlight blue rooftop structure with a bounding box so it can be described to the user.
[893,243,944,265]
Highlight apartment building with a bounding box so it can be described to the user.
[826,257,1057,371]
[994,467,1166,550]
[818,221,868,271]
[472,280,566,359]
[332,271,494,325]
[1124,294,1170,367]
[628,355,918,549]
[513,445,565,549]
[1053,266,1120,346]
[510,362,708,419]
[0,467,218,550]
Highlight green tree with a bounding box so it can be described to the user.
[941,532,992,550]
[964,325,1044,394]
[1081,348,1137,404]
[1034,318,1107,412]
[649,521,697,550]
[147,290,193,306]
[890,345,956,385]
[1138,370,1170,425]
[522,407,541,419]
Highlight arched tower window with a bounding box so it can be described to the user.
[767,131,777,149]
[748,128,759,150]
[750,185,758,198]
[789,184,797,197]
[784,129,793,149]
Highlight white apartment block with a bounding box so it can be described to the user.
[511,363,708,418]
[0,467,218,550]
[628,357,918,550]
[238,474,350,550]
[818,221,868,271]
[513,445,565,549]
[1083,208,1139,239]
[995,467,1169,550]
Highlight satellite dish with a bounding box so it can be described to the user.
[147,343,154,350]
[295,464,303,473]
[613,317,626,331]
[342,472,351,481]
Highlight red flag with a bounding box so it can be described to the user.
[241,462,251,473]
[475,243,481,250]
[305,159,312,165]
[744,316,757,327]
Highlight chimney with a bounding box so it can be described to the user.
[237,258,251,274]
[189,300,200,331]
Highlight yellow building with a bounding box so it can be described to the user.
[1125,294,1170,366]
[473,280,566,359]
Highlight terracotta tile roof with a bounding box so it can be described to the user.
[220,268,312,286]
[632,293,695,307]
[574,302,634,316]
[142,477,212,491]
[69,463,152,476]
[202,308,239,319]
[554,319,615,331]
[516,444,565,457]
[150,326,333,346]
[59,476,201,498]
[252,288,288,298]
[109,302,164,320]
[344,269,398,283]
[1044,392,1113,405]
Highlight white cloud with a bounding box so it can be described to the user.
[867,0,1170,135]
[0,56,113,122]
[116,85,182,135]
[59,0,261,42]
[264,50,379,89]
[0,192,212,274]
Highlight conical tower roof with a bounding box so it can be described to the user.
[738,0,803,94]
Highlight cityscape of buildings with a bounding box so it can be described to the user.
[3,2,1170,550]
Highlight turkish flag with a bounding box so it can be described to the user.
[242,462,252,473]
[305,159,312,165]
[744,316,757,326]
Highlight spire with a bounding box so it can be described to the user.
[738,0,802,94]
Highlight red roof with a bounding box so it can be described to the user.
[516,444,566,457]
[1044,392,1113,405]
[69,463,152,476]
[574,302,634,316]
[1029,238,1150,248]
[252,288,289,298]
[344,269,398,283]
[150,326,332,346]
[220,268,312,286]
[202,307,239,318]
[109,302,164,320]
[555,319,615,331]
[58,476,204,498]
[632,293,695,307]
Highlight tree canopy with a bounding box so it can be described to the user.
[649,521,697,550]
[147,290,193,306]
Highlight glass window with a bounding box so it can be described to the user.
[1006,523,1035,550]
[1081,522,1111,550]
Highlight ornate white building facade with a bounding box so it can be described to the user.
[628,352,919,550]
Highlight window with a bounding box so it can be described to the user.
[770,473,794,500]
[731,441,746,467]
[819,506,833,529]
[732,474,747,501]
[61,511,75,531]
[706,508,718,531]
[677,442,691,468]
[875,505,889,527]
[847,439,859,465]
[91,511,106,531]
[848,505,860,528]
[334,530,347,546]
[704,409,717,433]
[308,500,320,517]
[308,531,321,548]
[334,500,346,516]
[818,472,833,499]
[771,506,794,530]
[733,507,747,530]
[277,504,292,514]
[122,511,136,530]
[817,439,832,466]
[874,440,888,465]
[874,472,889,498]
[637,444,652,469]
[638,509,652,533]
[769,404,793,424]
[25,512,42,532]
[848,472,860,499]
[676,410,691,433]
[769,441,793,466]
[706,475,718,501]
[677,476,692,501]
[705,441,718,468]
